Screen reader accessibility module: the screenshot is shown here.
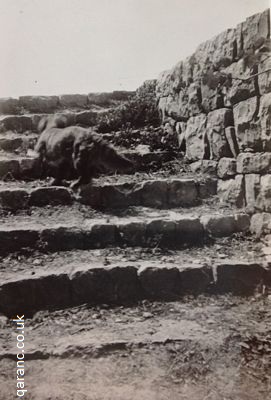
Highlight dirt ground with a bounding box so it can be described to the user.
[0,296,270,400]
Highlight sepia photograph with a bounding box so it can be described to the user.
[0,0,270,399]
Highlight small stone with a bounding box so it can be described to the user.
[0,315,8,326]
[262,247,271,255]
[142,312,153,319]
[33,259,42,266]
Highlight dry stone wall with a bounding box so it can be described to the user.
[156,9,271,235]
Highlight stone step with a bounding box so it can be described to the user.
[0,110,102,133]
[0,150,177,180]
[0,235,261,281]
[0,177,217,211]
[0,257,269,317]
[0,132,38,153]
[0,207,250,255]
[0,92,134,115]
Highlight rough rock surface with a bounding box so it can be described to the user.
[19,95,59,113]
[59,94,88,108]
[233,97,261,152]
[236,152,271,174]
[217,158,236,179]
[206,109,233,159]
[217,175,245,208]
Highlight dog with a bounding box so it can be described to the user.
[34,115,134,189]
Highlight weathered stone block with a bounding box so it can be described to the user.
[233,97,261,152]
[117,221,146,246]
[236,152,271,174]
[106,266,141,302]
[201,71,225,113]
[0,189,29,211]
[259,93,271,151]
[217,175,245,207]
[59,94,88,108]
[206,109,233,160]
[0,273,71,317]
[158,97,168,121]
[101,184,137,209]
[71,266,140,305]
[222,59,258,105]
[250,212,271,237]
[138,266,181,299]
[225,126,239,158]
[75,110,98,126]
[175,217,204,245]
[256,175,271,212]
[217,158,236,179]
[245,174,261,209]
[201,213,249,237]
[258,55,271,95]
[19,96,59,113]
[187,82,202,116]
[0,136,24,152]
[40,227,86,251]
[197,178,218,198]
[19,157,40,178]
[87,224,117,248]
[241,9,270,54]
[0,229,40,255]
[78,185,102,207]
[156,70,172,98]
[167,179,198,207]
[166,92,189,120]
[0,98,19,114]
[214,262,266,294]
[29,187,73,207]
[210,28,239,68]
[184,114,207,161]
[179,265,213,294]
[146,219,176,247]
[0,115,33,133]
[137,180,168,208]
[0,158,20,179]
[189,160,218,175]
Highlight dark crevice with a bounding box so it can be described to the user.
[252,96,261,122]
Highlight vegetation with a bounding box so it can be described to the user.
[97,80,160,133]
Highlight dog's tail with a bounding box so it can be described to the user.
[37,114,69,133]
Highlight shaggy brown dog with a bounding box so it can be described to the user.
[34,115,133,189]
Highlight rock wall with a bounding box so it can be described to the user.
[156,9,271,235]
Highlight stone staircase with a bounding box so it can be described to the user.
[0,106,269,319]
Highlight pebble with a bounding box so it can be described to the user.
[0,315,8,326]
[142,312,153,319]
